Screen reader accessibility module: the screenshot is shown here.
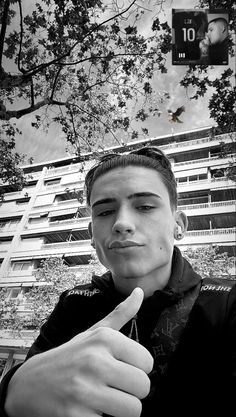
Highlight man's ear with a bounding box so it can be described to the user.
[175,211,188,237]
[88,222,93,238]
[88,222,96,248]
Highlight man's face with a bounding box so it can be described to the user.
[90,166,179,294]
[207,21,224,45]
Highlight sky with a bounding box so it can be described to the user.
[4,0,235,164]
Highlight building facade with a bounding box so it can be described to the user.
[0,125,235,379]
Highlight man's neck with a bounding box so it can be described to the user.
[112,263,172,299]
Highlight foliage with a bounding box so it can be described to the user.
[180,0,236,133]
[0,256,106,332]
[1,0,234,155]
[0,286,19,329]
[183,245,235,279]
[0,0,173,153]
[180,67,236,133]
[1,248,235,334]
[0,122,26,198]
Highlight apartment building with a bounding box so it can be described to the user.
[0,125,235,379]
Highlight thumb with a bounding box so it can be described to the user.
[89,287,144,331]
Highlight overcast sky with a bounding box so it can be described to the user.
[6,0,234,163]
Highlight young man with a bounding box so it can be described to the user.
[0,147,235,417]
[199,16,228,64]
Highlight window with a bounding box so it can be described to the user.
[54,189,83,204]
[16,198,29,206]
[0,221,7,229]
[0,219,20,231]
[4,286,33,301]
[44,178,61,187]
[12,262,32,271]
[25,181,37,189]
[189,175,198,182]
[178,177,187,183]
[9,288,21,298]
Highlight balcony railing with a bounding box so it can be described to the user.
[43,180,83,191]
[161,133,232,152]
[177,176,233,188]
[54,199,80,206]
[186,227,236,237]
[41,239,91,250]
[44,163,82,176]
[49,217,90,226]
[174,153,235,167]
[178,200,236,211]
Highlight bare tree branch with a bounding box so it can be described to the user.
[50,66,63,100]
[0,0,10,67]
[17,0,25,73]
[0,67,32,89]
[2,97,66,119]
[71,102,122,145]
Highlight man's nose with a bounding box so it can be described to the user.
[112,209,135,235]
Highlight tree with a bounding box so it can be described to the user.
[0,0,173,153]
[0,122,26,199]
[0,247,235,334]
[0,1,235,194]
[0,256,106,332]
[1,0,234,155]
[183,245,235,279]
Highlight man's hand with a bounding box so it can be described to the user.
[199,35,210,58]
[5,287,153,417]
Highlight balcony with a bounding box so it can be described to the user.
[11,239,93,263]
[48,216,90,230]
[22,217,90,235]
[0,243,11,255]
[42,180,84,192]
[0,329,38,351]
[177,176,235,192]
[178,200,236,216]
[174,154,236,172]
[161,133,233,155]
[179,227,236,246]
[41,239,92,252]
[44,160,94,177]
[0,203,28,216]
[0,226,18,237]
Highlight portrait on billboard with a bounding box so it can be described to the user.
[172,9,229,65]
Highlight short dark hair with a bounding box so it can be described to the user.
[84,146,178,210]
[208,17,228,29]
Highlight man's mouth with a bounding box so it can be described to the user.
[109,240,143,249]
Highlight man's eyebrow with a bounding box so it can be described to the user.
[128,192,161,200]
[92,198,116,209]
[91,192,161,209]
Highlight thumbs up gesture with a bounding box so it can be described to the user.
[5,288,153,417]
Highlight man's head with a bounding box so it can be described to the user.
[85,147,188,296]
[207,18,228,45]
[85,147,178,210]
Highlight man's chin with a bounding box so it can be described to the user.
[110,266,144,280]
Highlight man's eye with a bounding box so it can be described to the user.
[137,205,155,211]
[97,210,114,216]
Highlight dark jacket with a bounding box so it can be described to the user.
[209,37,228,65]
[0,247,235,416]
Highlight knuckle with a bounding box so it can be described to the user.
[92,326,114,344]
